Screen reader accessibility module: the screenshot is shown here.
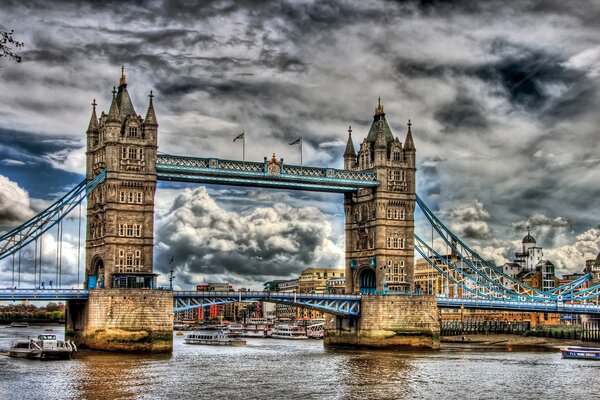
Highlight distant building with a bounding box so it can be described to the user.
[588,253,600,285]
[326,277,346,294]
[263,278,299,320]
[514,228,544,270]
[298,267,344,319]
[195,282,236,321]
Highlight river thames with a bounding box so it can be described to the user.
[0,325,597,400]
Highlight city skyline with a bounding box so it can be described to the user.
[1,0,600,289]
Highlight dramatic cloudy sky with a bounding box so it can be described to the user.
[1,0,599,289]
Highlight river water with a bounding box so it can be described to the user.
[0,325,598,400]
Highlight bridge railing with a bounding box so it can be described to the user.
[155,154,379,191]
[173,290,362,300]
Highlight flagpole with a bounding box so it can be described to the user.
[243,131,245,161]
[300,137,303,166]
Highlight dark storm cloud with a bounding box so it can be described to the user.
[0,128,81,160]
[472,43,592,117]
[434,92,488,133]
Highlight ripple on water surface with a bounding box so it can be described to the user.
[1,325,598,400]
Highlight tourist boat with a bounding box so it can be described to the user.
[9,334,77,360]
[560,346,600,360]
[271,324,308,340]
[10,321,29,328]
[306,323,324,339]
[242,318,273,338]
[184,329,246,346]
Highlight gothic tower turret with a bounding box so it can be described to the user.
[85,67,158,290]
[344,98,416,294]
[343,126,356,169]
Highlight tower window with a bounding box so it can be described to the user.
[129,126,138,138]
[118,224,143,237]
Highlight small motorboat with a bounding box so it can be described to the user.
[560,346,600,360]
[10,321,29,328]
[9,339,42,359]
[9,334,77,360]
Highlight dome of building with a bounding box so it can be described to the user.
[522,232,536,244]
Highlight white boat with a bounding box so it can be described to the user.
[306,323,324,339]
[271,324,308,340]
[184,329,246,346]
[242,318,273,338]
[10,321,30,328]
[9,339,42,359]
[9,334,77,360]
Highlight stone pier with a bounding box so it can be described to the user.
[324,295,440,349]
[66,289,173,352]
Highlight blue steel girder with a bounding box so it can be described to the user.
[173,291,361,316]
[0,289,90,301]
[437,297,600,315]
[156,154,380,193]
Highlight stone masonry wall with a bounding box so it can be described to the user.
[67,289,173,352]
[324,294,440,349]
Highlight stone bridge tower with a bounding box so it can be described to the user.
[343,98,416,294]
[84,67,158,290]
[67,68,172,353]
[325,100,438,349]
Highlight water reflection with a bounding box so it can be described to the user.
[333,348,415,399]
[74,352,172,400]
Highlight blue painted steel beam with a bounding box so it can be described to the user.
[173,291,362,316]
[0,289,90,301]
[156,154,379,193]
[437,297,600,315]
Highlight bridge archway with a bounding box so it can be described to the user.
[89,257,105,289]
[357,267,376,294]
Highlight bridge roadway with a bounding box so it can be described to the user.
[1,289,600,316]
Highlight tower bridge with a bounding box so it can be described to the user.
[1,69,600,352]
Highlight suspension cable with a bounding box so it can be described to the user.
[34,237,38,288]
[17,245,21,288]
[39,233,43,288]
[77,203,82,288]
[55,214,60,289]
[58,218,63,288]
[12,251,15,288]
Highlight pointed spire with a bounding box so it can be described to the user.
[344,125,356,158]
[86,99,99,133]
[116,66,136,121]
[119,65,126,87]
[144,90,158,127]
[107,86,121,123]
[404,119,415,151]
[374,97,385,117]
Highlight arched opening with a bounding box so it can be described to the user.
[358,268,376,295]
[88,257,104,289]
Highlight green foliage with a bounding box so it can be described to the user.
[0,302,65,321]
[0,29,24,64]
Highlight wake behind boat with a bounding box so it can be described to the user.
[560,346,600,360]
[184,329,246,346]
